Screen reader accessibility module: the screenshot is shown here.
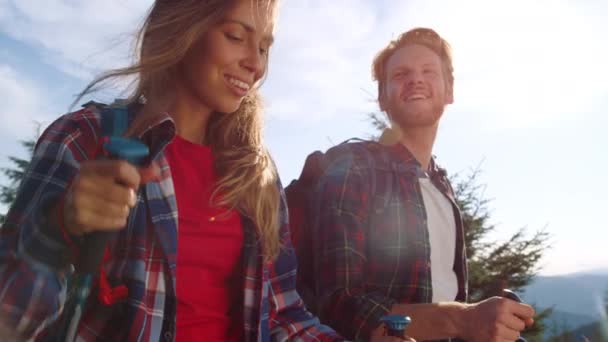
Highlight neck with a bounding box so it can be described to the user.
[398,123,438,170]
[169,87,212,144]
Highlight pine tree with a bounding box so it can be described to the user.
[452,168,552,341]
[368,112,552,340]
[367,111,390,138]
[0,132,38,225]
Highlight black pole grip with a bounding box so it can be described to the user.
[76,231,114,273]
[73,137,148,274]
[502,289,523,302]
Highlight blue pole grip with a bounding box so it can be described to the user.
[380,315,412,338]
[103,137,149,165]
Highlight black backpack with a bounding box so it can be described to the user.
[284,150,329,313]
[284,138,372,313]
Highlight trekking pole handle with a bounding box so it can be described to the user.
[75,137,149,273]
[380,315,412,338]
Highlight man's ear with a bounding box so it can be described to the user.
[378,86,387,112]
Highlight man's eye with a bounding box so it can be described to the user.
[395,71,408,78]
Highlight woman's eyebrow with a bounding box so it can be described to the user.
[222,19,274,44]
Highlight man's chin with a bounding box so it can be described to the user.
[392,114,442,129]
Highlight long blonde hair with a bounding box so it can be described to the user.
[76,0,282,261]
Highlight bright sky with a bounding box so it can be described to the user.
[1,0,606,276]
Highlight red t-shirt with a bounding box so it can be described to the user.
[165,135,243,341]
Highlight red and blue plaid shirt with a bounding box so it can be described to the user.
[0,104,343,341]
[301,141,468,341]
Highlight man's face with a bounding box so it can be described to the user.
[380,44,453,130]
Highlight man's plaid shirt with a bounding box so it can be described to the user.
[304,141,468,341]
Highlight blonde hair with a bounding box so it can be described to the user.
[75,0,282,261]
[372,27,454,112]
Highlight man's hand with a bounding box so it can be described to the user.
[463,296,535,342]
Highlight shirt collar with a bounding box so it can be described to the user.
[386,142,446,180]
[121,101,177,163]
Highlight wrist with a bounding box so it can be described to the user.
[453,302,474,339]
[390,301,473,340]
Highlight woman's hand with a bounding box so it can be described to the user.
[371,324,416,342]
[370,334,415,342]
[56,159,158,235]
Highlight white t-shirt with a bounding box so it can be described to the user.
[419,177,458,302]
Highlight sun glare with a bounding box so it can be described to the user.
[425,1,608,129]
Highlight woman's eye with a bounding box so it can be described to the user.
[225,33,244,42]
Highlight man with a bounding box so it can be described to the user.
[298,28,535,341]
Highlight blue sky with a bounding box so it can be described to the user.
[1,0,607,276]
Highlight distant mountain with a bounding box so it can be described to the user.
[545,310,598,332]
[553,319,608,341]
[521,272,608,340]
[523,273,608,320]
[571,268,608,276]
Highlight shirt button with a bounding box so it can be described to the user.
[164,331,173,341]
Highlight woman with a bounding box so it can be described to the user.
[0,0,413,341]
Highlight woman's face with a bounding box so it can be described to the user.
[178,0,275,114]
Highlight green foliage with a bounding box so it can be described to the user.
[456,167,551,299]
[1,133,38,224]
[367,111,389,138]
[452,168,552,341]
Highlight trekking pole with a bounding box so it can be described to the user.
[503,289,528,342]
[380,314,412,338]
[58,136,149,341]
